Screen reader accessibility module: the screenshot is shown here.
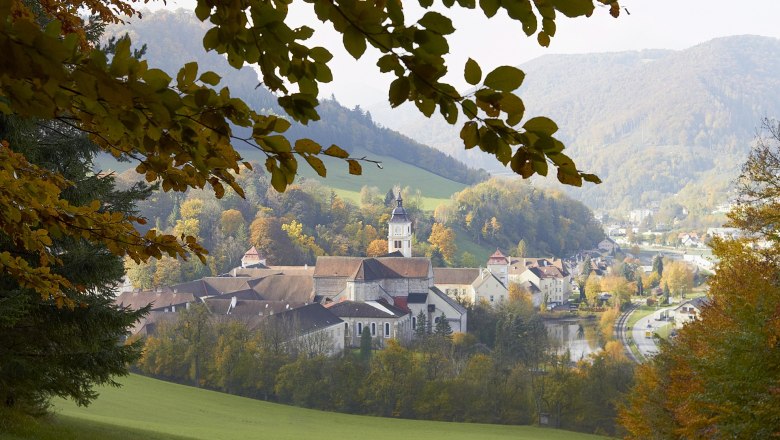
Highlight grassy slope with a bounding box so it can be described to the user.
[12,374,613,440]
[94,151,467,212]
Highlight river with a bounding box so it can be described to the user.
[544,318,601,361]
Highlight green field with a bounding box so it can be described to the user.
[95,150,469,212]
[295,153,467,211]
[3,374,611,440]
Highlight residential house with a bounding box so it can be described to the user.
[433,267,508,305]
[673,296,709,329]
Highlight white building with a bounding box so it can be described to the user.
[387,191,412,257]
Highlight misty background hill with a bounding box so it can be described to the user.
[106,10,487,194]
[369,35,780,214]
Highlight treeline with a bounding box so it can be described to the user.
[135,300,633,436]
[437,178,604,257]
[122,163,445,287]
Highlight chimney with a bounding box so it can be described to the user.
[228,296,237,314]
[305,264,308,270]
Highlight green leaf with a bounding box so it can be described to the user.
[261,135,291,152]
[304,155,327,177]
[531,157,548,176]
[557,168,583,187]
[294,139,322,154]
[537,32,551,47]
[178,62,198,88]
[389,77,410,107]
[511,150,534,178]
[582,173,602,184]
[348,159,362,175]
[324,145,350,159]
[462,99,478,119]
[418,12,455,35]
[271,168,288,192]
[484,66,525,92]
[343,26,367,59]
[460,122,479,149]
[415,97,436,117]
[272,117,291,133]
[479,0,500,17]
[199,71,221,86]
[377,55,400,73]
[464,58,482,86]
[523,116,558,136]
[310,47,333,63]
[194,2,211,20]
[552,0,595,18]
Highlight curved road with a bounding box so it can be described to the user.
[619,305,677,362]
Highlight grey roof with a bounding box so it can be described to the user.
[408,292,428,304]
[434,268,480,285]
[247,274,315,302]
[268,303,343,334]
[675,296,709,311]
[115,290,195,311]
[170,277,252,298]
[471,270,506,290]
[429,286,467,314]
[352,259,399,281]
[326,300,408,318]
[389,194,410,223]
[314,256,431,280]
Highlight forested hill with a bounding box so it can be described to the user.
[370,36,780,213]
[108,10,487,186]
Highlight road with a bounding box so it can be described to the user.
[631,307,676,359]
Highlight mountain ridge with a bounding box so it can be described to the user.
[369,35,780,213]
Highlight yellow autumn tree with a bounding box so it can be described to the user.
[428,223,457,264]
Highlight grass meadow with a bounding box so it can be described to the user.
[2,374,612,440]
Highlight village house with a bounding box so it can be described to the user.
[117,191,467,351]
[433,267,509,305]
[480,250,572,307]
[673,296,709,329]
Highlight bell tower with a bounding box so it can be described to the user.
[388,190,412,257]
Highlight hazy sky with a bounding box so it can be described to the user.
[153,0,780,108]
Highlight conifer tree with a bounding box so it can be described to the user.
[434,313,453,339]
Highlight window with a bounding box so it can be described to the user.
[384,323,391,338]
[412,316,417,329]
[490,295,495,302]
[371,322,377,336]
[394,240,401,248]
[357,322,363,335]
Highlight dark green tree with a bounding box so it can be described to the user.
[0,116,148,413]
[359,327,372,361]
[636,276,644,296]
[662,282,671,305]
[652,254,664,277]
[434,313,453,339]
[415,310,428,341]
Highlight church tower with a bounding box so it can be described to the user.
[388,190,412,257]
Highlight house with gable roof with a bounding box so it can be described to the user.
[240,246,267,268]
[433,267,508,305]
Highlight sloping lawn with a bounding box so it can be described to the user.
[0,374,616,440]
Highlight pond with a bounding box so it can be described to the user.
[544,318,601,361]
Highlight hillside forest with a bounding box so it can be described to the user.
[123,171,603,288]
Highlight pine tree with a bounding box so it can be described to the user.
[415,310,428,340]
[652,255,664,277]
[434,313,453,339]
[0,116,148,412]
[637,277,644,296]
[359,327,372,361]
[662,282,671,304]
